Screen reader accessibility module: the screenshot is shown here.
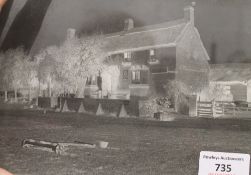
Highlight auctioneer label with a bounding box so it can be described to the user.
[198,151,250,175]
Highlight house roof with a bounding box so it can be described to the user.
[210,63,251,82]
[104,19,188,54]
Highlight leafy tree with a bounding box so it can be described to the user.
[0,47,38,102]
[35,46,59,97]
[0,52,8,101]
[1,47,26,102]
[35,33,107,98]
[199,83,233,102]
[22,58,38,101]
[165,80,201,114]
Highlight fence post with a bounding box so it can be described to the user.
[188,95,198,117]
[212,100,216,118]
[222,101,225,116]
[4,90,8,102]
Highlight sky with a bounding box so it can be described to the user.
[0,0,251,63]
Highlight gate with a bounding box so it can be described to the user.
[197,101,237,118]
[197,101,213,118]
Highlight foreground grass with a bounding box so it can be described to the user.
[0,108,251,175]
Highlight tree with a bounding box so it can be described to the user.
[0,52,8,101]
[35,33,107,98]
[21,58,38,101]
[54,33,107,97]
[0,47,37,102]
[165,80,206,114]
[1,48,26,102]
[35,46,59,97]
[199,83,233,102]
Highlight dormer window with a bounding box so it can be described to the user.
[124,52,131,62]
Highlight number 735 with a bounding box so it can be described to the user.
[215,164,231,172]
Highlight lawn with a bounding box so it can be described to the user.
[0,105,251,175]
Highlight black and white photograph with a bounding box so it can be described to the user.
[0,0,251,174]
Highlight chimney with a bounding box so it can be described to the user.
[124,18,134,31]
[66,28,76,40]
[184,2,195,25]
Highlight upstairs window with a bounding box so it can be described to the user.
[148,49,159,64]
[150,67,168,74]
[124,52,132,62]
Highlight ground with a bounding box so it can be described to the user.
[0,103,251,175]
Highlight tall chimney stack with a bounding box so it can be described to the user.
[124,18,134,31]
[184,2,195,25]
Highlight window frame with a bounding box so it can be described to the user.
[123,70,129,80]
[124,52,132,62]
[131,70,141,84]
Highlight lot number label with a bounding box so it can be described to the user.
[198,151,250,175]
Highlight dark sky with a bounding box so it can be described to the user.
[0,0,251,63]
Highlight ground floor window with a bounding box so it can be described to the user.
[86,76,97,85]
[123,70,129,80]
[132,70,141,83]
[131,70,148,84]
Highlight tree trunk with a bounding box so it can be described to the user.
[76,78,87,98]
[48,77,51,97]
[36,80,41,106]
[4,90,8,102]
[28,85,31,102]
[174,93,179,113]
[14,89,17,103]
[38,80,41,97]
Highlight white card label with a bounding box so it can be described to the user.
[198,151,250,175]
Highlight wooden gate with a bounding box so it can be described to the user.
[197,101,213,117]
[197,101,235,118]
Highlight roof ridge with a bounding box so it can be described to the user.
[211,63,251,67]
[105,18,186,38]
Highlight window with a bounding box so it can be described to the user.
[132,70,141,84]
[123,70,129,80]
[148,49,158,63]
[150,67,168,74]
[124,52,132,62]
[150,49,155,56]
[86,76,97,85]
[223,85,231,95]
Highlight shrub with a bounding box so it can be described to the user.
[139,95,171,118]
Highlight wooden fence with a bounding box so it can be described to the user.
[197,101,251,118]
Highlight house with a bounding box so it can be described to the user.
[204,63,251,105]
[84,4,210,103]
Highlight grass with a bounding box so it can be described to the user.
[0,104,251,175]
